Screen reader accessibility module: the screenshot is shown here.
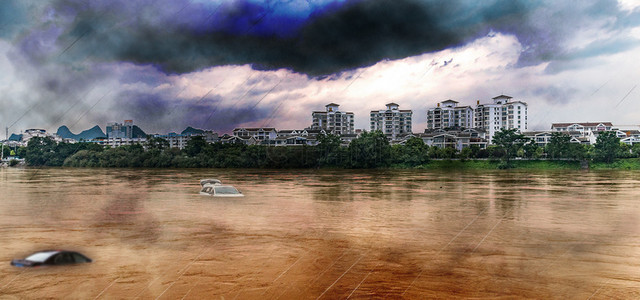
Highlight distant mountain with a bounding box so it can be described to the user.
[56,126,74,139]
[181,126,204,135]
[131,125,147,138]
[56,125,106,141]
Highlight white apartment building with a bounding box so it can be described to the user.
[475,95,528,143]
[310,103,354,135]
[426,100,473,130]
[370,103,413,139]
[94,137,147,148]
[551,122,613,135]
[154,131,219,149]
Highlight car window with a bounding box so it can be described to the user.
[214,186,240,194]
[72,253,89,263]
[54,253,75,264]
[202,187,212,193]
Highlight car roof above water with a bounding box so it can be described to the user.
[200,179,222,186]
[25,251,60,263]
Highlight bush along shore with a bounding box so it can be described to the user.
[10,129,640,170]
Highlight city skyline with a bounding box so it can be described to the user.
[2,0,640,135]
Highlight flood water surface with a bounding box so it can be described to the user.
[1,168,640,299]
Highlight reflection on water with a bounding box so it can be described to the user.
[1,168,640,299]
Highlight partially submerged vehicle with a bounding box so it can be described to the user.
[199,179,244,197]
[11,250,92,267]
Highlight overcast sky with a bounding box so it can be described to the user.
[1,0,640,135]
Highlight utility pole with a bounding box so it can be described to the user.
[1,126,5,161]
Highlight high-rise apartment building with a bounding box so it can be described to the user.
[426,95,528,144]
[106,120,135,139]
[426,100,473,130]
[475,95,527,143]
[310,103,354,135]
[370,103,413,138]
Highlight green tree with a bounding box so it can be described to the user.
[25,137,57,166]
[184,136,208,157]
[16,146,27,158]
[546,132,571,159]
[394,137,428,166]
[618,143,634,158]
[1,145,11,158]
[632,143,640,157]
[459,147,472,160]
[487,145,505,159]
[427,145,440,159]
[567,143,588,160]
[594,131,621,163]
[440,147,457,159]
[522,141,539,158]
[468,144,481,158]
[317,133,342,167]
[492,129,529,162]
[347,131,390,168]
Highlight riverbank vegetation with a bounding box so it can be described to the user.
[12,129,640,170]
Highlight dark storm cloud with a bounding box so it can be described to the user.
[43,0,542,75]
[0,0,36,39]
[6,0,639,77]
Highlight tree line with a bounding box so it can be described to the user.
[14,129,640,169]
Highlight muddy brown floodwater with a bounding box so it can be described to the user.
[1,168,640,299]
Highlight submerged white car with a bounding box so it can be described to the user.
[199,179,244,197]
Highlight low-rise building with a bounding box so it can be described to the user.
[617,130,640,145]
[93,137,147,148]
[153,131,219,149]
[551,122,613,135]
[220,135,258,145]
[267,136,319,146]
[420,128,487,150]
[233,128,277,141]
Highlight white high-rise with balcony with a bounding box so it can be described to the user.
[426,100,473,130]
[475,95,528,143]
[370,103,413,139]
[426,95,528,144]
[310,103,354,135]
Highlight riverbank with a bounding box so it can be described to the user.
[9,158,640,170]
[408,158,640,170]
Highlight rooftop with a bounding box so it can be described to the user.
[551,122,613,127]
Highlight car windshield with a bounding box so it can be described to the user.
[25,251,58,263]
[214,186,240,194]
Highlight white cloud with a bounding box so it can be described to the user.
[618,0,640,11]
